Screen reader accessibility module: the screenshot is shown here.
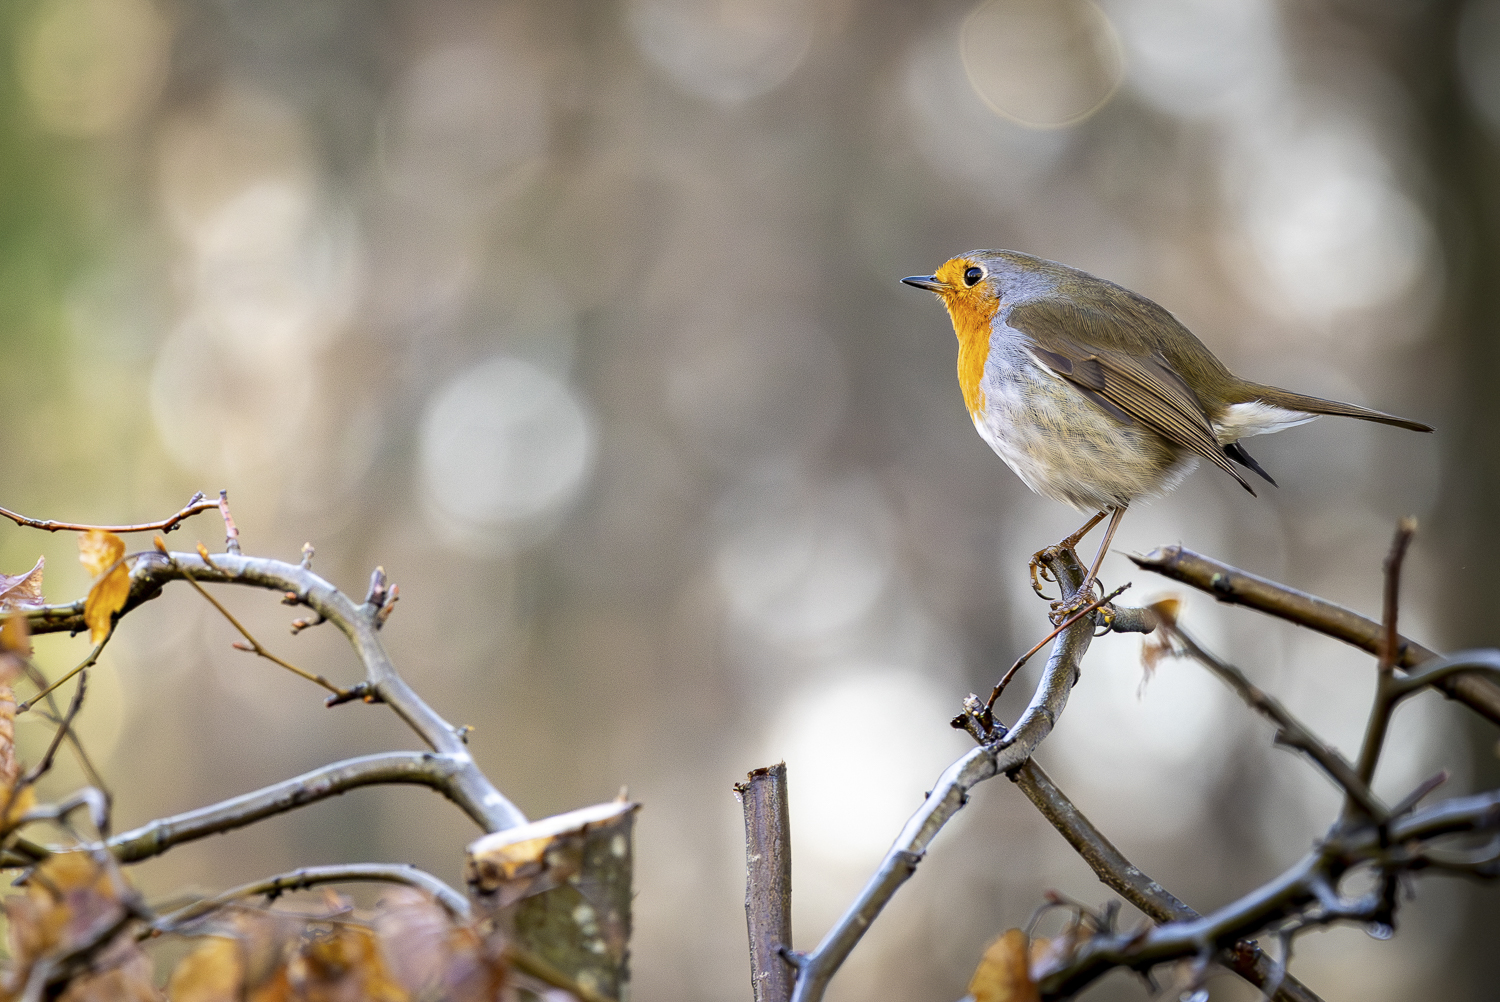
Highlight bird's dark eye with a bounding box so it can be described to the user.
[963,266,984,287]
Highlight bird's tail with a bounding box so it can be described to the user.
[1237,383,1433,433]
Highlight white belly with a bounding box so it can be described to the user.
[973,354,1197,511]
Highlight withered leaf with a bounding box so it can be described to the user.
[3,852,135,997]
[167,935,242,1002]
[0,557,45,611]
[374,889,505,1002]
[969,929,1039,1002]
[79,530,128,644]
[282,922,409,1002]
[0,683,35,823]
[77,531,123,579]
[57,936,159,1002]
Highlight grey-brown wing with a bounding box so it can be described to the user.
[1009,299,1254,495]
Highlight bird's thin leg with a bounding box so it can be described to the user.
[1076,505,1127,606]
[1030,509,1108,599]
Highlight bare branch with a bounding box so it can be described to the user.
[152,862,471,930]
[736,763,794,1002]
[1347,520,1419,814]
[0,493,219,535]
[1130,546,1500,724]
[103,751,491,864]
[18,634,110,714]
[24,549,525,832]
[1165,625,1386,821]
[1033,789,1500,999]
[788,547,1099,1002]
[1012,760,1324,1002]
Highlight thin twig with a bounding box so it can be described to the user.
[178,568,350,699]
[20,671,87,789]
[736,763,794,1002]
[24,547,525,834]
[0,492,218,535]
[14,662,111,830]
[151,862,470,930]
[986,582,1130,714]
[1348,520,1418,817]
[217,490,241,555]
[1166,624,1386,821]
[17,634,110,714]
[1130,545,1500,724]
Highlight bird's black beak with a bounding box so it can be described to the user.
[901,275,946,293]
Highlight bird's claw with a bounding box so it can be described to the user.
[1028,551,1058,600]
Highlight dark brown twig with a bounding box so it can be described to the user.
[1165,624,1387,821]
[1012,760,1324,1002]
[20,671,87,789]
[1348,519,1418,805]
[736,763,794,1002]
[0,493,218,535]
[1129,545,1500,724]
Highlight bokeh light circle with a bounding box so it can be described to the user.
[420,357,596,547]
[627,0,816,103]
[960,0,1123,128]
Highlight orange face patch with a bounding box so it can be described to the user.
[932,258,998,420]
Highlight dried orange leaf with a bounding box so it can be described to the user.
[0,611,31,658]
[168,935,243,1002]
[288,923,408,1002]
[969,929,1039,1002]
[84,563,129,644]
[77,530,124,579]
[80,531,129,643]
[0,683,35,823]
[0,557,45,610]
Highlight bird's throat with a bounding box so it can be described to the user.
[946,296,997,421]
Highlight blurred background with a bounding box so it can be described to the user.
[0,0,1496,998]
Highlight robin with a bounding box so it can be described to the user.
[903,250,1431,613]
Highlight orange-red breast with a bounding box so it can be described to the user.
[903,250,1431,601]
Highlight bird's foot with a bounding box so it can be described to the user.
[1029,548,1060,600]
[1048,577,1107,626]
